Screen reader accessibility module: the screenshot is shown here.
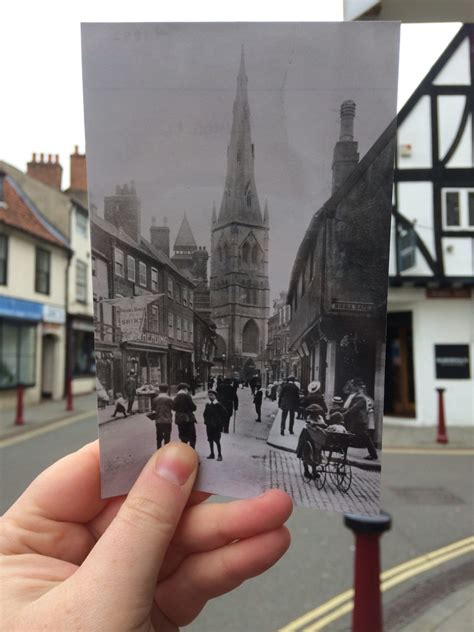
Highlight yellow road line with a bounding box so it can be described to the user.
[0,411,95,448]
[383,448,474,455]
[303,543,474,632]
[279,536,474,632]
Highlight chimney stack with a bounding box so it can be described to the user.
[69,145,88,193]
[331,100,359,194]
[27,152,63,190]
[150,216,170,257]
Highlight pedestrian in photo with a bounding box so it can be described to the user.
[303,381,328,419]
[203,389,227,461]
[270,381,278,401]
[173,383,197,449]
[154,384,173,448]
[329,395,344,417]
[343,379,378,461]
[123,370,137,414]
[217,377,239,433]
[296,404,327,479]
[278,376,300,436]
[111,392,127,418]
[253,383,264,422]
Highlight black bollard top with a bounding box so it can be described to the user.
[344,511,392,535]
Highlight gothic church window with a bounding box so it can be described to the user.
[251,244,258,264]
[242,320,259,353]
[242,242,249,263]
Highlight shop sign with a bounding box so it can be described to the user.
[139,332,168,347]
[397,225,416,272]
[0,296,43,321]
[73,319,95,332]
[43,304,66,324]
[331,300,373,314]
[435,345,470,379]
[426,288,471,299]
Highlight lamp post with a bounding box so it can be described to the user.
[221,353,227,377]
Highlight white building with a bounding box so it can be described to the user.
[0,170,70,409]
[386,25,474,426]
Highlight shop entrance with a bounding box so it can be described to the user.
[41,334,57,398]
[384,311,416,417]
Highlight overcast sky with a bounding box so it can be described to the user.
[1,2,462,297]
[82,22,401,298]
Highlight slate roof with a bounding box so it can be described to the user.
[174,214,197,249]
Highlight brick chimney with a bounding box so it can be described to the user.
[70,145,88,193]
[331,100,359,194]
[150,216,170,257]
[27,153,62,190]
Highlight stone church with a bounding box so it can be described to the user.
[210,49,270,380]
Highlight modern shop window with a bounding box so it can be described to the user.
[72,330,95,376]
[139,261,147,287]
[76,210,88,237]
[35,247,51,295]
[151,267,158,291]
[127,255,136,282]
[0,234,8,285]
[114,248,124,277]
[76,260,88,303]
[0,321,36,388]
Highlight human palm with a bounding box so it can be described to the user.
[1,442,292,631]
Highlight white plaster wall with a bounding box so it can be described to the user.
[397,181,436,273]
[442,237,474,276]
[3,231,68,308]
[397,96,432,169]
[388,288,474,426]
[433,36,470,86]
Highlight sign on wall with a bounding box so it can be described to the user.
[435,344,471,379]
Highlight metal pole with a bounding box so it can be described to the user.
[15,384,25,425]
[436,387,448,444]
[344,512,392,632]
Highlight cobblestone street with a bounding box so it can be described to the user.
[98,387,381,514]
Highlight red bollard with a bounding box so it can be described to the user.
[436,387,448,444]
[15,384,25,425]
[66,376,74,411]
[344,512,392,632]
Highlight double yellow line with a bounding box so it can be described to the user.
[279,535,474,632]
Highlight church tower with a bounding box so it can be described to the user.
[210,48,270,379]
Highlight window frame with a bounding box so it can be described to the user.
[127,255,136,282]
[0,234,8,285]
[0,320,37,389]
[35,247,51,295]
[75,260,88,304]
[114,248,124,277]
[168,312,174,338]
[138,261,147,287]
[151,267,159,291]
[75,210,88,238]
[442,188,474,230]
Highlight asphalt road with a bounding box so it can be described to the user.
[1,396,472,632]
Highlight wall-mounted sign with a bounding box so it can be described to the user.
[435,344,470,379]
[427,288,471,299]
[43,304,66,324]
[331,300,373,314]
[0,296,43,321]
[397,225,416,272]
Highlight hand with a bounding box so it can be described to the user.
[1,442,292,631]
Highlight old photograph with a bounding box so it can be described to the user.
[82,22,399,514]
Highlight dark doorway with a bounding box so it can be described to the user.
[384,311,416,417]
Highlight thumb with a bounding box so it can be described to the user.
[78,442,198,613]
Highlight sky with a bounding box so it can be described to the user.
[1,1,462,299]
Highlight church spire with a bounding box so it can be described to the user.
[174,213,197,252]
[217,47,263,225]
[212,200,217,224]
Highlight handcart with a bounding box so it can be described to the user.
[298,425,363,493]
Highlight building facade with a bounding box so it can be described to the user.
[0,170,70,409]
[386,25,474,426]
[265,292,291,385]
[210,50,270,381]
[287,102,396,442]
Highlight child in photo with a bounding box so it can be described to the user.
[111,393,127,418]
[203,389,228,461]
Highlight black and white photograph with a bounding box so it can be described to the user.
[82,22,400,515]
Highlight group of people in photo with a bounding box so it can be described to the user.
[107,367,378,469]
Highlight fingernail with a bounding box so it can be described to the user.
[154,444,197,487]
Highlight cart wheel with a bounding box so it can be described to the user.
[311,449,326,490]
[328,451,343,487]
[335,461,352,493]
[299,441,315,483]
